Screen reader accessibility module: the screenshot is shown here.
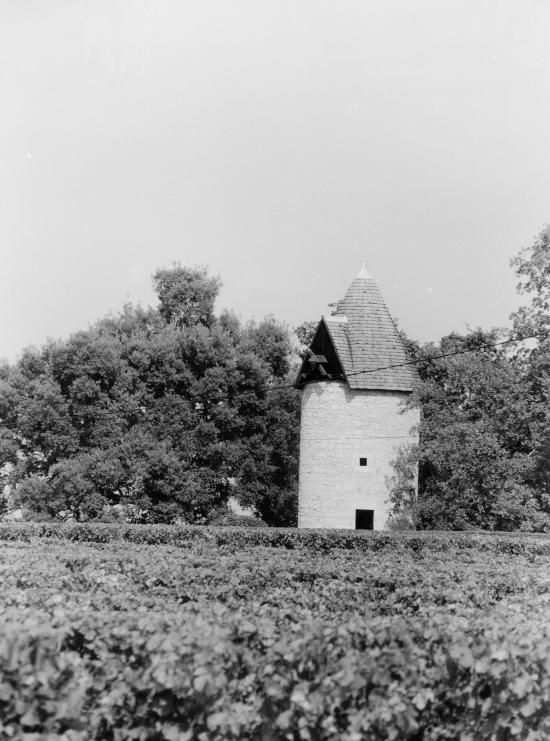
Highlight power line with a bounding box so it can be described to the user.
[173,331,545,402]
[266,331,545,394]
[344,332,542,380]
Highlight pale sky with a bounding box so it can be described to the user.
[2,0,550,362]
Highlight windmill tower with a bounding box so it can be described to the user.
[295,265,420,530]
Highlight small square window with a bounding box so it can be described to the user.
[359,457,367,467]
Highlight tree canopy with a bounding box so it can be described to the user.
[389,226,550,531]
[0,266,300,525]
[2,227,550,532]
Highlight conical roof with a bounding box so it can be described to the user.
[322,267,417,391]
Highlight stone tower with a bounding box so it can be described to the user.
[295,265,420,530]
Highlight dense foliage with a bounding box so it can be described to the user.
[389,329,549,531]
[510,225,550,502]
[0,266,300,525]
[1,526,550,739]
[389,226,550,531]
[1,226,550,531]
[2,521,550,555]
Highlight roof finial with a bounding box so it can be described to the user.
[356,262,371,280]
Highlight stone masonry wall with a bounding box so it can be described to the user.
[297,381,420,530]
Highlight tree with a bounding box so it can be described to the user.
[510,225,550,503]
[233,385,300,526]
[294,320,318,348]
[3,265,300,524]
[390,329,549,531]
[152,264,220,328]
[510,224,550,338]
[0,365,79,479]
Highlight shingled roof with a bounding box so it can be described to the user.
[297,265,417,392]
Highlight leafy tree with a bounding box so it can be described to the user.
[2,266,300,524]
[234,385,300,526]
[294,320,318,353]
[152,264,220,327]
[391,329,549,531]
[0,366,79,479]
[510,225,550,502]
[511,224,550,338]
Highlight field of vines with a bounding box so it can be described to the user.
[1,524,550,740]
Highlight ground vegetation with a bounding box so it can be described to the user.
[0,525,549,739]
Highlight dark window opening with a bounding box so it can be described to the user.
[359,457,368,467]
[295,320,346,387]
[355,509,374,530]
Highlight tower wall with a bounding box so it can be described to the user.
[297,381,420,530]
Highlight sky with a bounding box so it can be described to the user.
[1,0,550,362]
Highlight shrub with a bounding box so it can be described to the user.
[385,512,416,531]
[209,512,268,527]
[1,531,550,739]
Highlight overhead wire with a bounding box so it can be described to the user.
[264,330,546,394]
[190,331,545,403]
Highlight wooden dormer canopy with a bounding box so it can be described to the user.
[295,319,345,387]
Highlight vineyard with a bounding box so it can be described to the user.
[1,525,550,740]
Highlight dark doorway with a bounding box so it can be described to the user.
[355,509,374,530]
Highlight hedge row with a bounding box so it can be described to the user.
[1,529,549,738]
[2,536,538,621]
[1,520,550,555]
[2,604,550,739]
